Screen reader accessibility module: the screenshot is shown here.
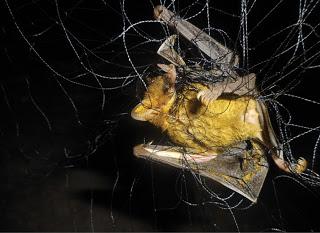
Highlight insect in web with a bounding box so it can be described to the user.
[131,5,307,203]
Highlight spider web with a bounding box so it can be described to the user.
[1,0,320,231]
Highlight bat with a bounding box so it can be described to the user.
[131,5,307,202]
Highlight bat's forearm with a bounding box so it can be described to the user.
[154,5,239,70]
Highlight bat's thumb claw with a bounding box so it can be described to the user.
[154,5,165,19]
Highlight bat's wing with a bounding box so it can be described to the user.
[197,73,258,105]
[157,35,186,66]
[154,5,239,73]
[133,142,269,203]
[155,6,257,103]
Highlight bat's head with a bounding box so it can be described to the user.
[131,64,176,127]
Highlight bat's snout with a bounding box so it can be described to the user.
[131,103,148,121]
[131,103,159,122]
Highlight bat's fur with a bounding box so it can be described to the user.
[131,5,308,202]
[132,71,263,156]
[132,67,307,174]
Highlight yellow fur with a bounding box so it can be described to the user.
[132,75,263,156]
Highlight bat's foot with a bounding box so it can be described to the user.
[294,157,308,174]
[272,154,307,174]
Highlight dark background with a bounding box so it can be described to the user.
[1,0,320,231]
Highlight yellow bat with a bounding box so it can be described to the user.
[131,6,307,203]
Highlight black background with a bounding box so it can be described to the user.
[1,0,320,231]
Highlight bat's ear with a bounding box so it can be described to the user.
[157,63,176,85]
[131,103,157,121]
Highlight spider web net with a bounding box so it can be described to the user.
[1,0,320,231]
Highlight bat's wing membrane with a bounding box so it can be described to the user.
[134,142,269,203]
[157,35,186,66]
